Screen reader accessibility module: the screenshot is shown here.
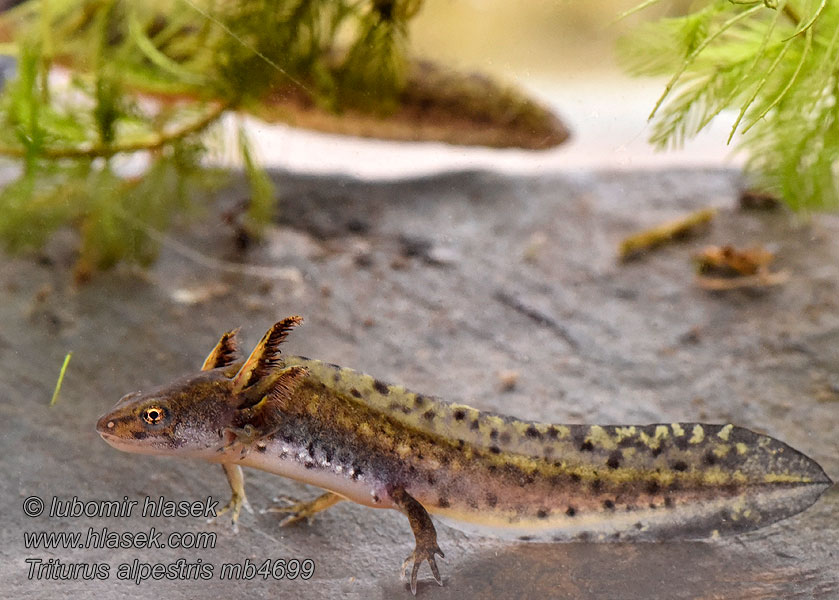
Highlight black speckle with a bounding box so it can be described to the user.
[570,473,581,483]
[307,442,316,458]
[401,406,412,414]
[487,465,498,474]
[486,493,498,507]
[351,466,363,480]
[518,535,533,541]
[439,453,451,466]
[350,388,362,398]
[456,439,466,449]
[324,447,333,462]
[646,480,660,494]
[576,532,591,542]
[327,363,341,370]
[525,425,542,439]
[423,409,436,421]
[603,499,615,510]
[256,444,267,453]
[649,502,658,509]
[454,409,466,421]
[373,379,390,395]
[333,372,341,383]
[664,496,674,508]
[566,506,577,517]
[499,431,512,444]
[416,452,424,460]
[490,428,499,440]
[651,445,663,457]
[607,451,622,469]
[426,473,436,485]
[537,509,549,519]
[438,497,450,508]
[580,440,595,452]
[704,452,717,466]
[372,494,380,503]
[672,460,688,472]
[591,478,602,492]
[131,431,148,440]
[634,522,643,530]
[304,462,315,469]
[674,436,690,451]
[414,395,425,407]
[470,419,480,431]
[489,445,501,454]
[547,426,560,440]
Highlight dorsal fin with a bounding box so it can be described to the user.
[201,328,241,371]
[234,366,308,439]
[232,316,303,392]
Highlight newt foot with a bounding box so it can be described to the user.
[401,542,444,595]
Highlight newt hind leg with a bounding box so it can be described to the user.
[264,491,344,527]
[390,486,445,595]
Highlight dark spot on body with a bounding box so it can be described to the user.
[414,395,425,407]
[634,522,643,530]
[490,429,499,440]
[566,506,576,517]
[570,473,581,483]
[324,447,333,462]
[256,444,267,452]
[487,493,498,507]
[372,494,380,503]
[423,409,436,421]
[525,426,541,439]
[454,409,466,421]
[580,440,595,452]
[591,479,602,492]
[307,442,316,458]
[603,499,615,510]
[672,460,688,472]
[519,535,533,541]
[351,388,361,398]
[664,496,674,508]
[351,466,363,480]
[438,497,450,508]
[576,532,591,542]
[649,502,658,509]
[439,453,451,466]
[304,462,315,469]
[333,372,340,383]
[326,363,341,370]
[470,420,480,431]
[373,379,390,395]
[490,445,501,454]
[607,451,622,469]
[499,431,512,444]
[651,445,663,457]
[704,452,717,466]
[131,431,148,440]
[674,436,690,451]
[537,509,549,519]
[426,473,436,485]
[547,426,560,439]
[401,406,412,414]
[487,465,498,474]
[646,480,660,494]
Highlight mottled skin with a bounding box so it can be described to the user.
[97,317,833,594]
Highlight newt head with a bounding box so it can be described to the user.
[96,368,240,458]
[97,316,309,459]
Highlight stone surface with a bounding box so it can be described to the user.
[1,168,836,599]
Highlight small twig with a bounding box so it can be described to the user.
[50,352,72,406]
[0,102,228,159]
[619,208,716,261]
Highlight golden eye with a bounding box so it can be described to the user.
[141,406,165,425]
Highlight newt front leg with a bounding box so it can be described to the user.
[211,463,252,532]
[390,486,445,595]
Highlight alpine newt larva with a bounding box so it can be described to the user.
[96,316,833,594]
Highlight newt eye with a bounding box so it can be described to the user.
[141,406,166,425]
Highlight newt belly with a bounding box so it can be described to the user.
[97,317,833,594]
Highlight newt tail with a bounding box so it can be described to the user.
[97,317,833,594]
